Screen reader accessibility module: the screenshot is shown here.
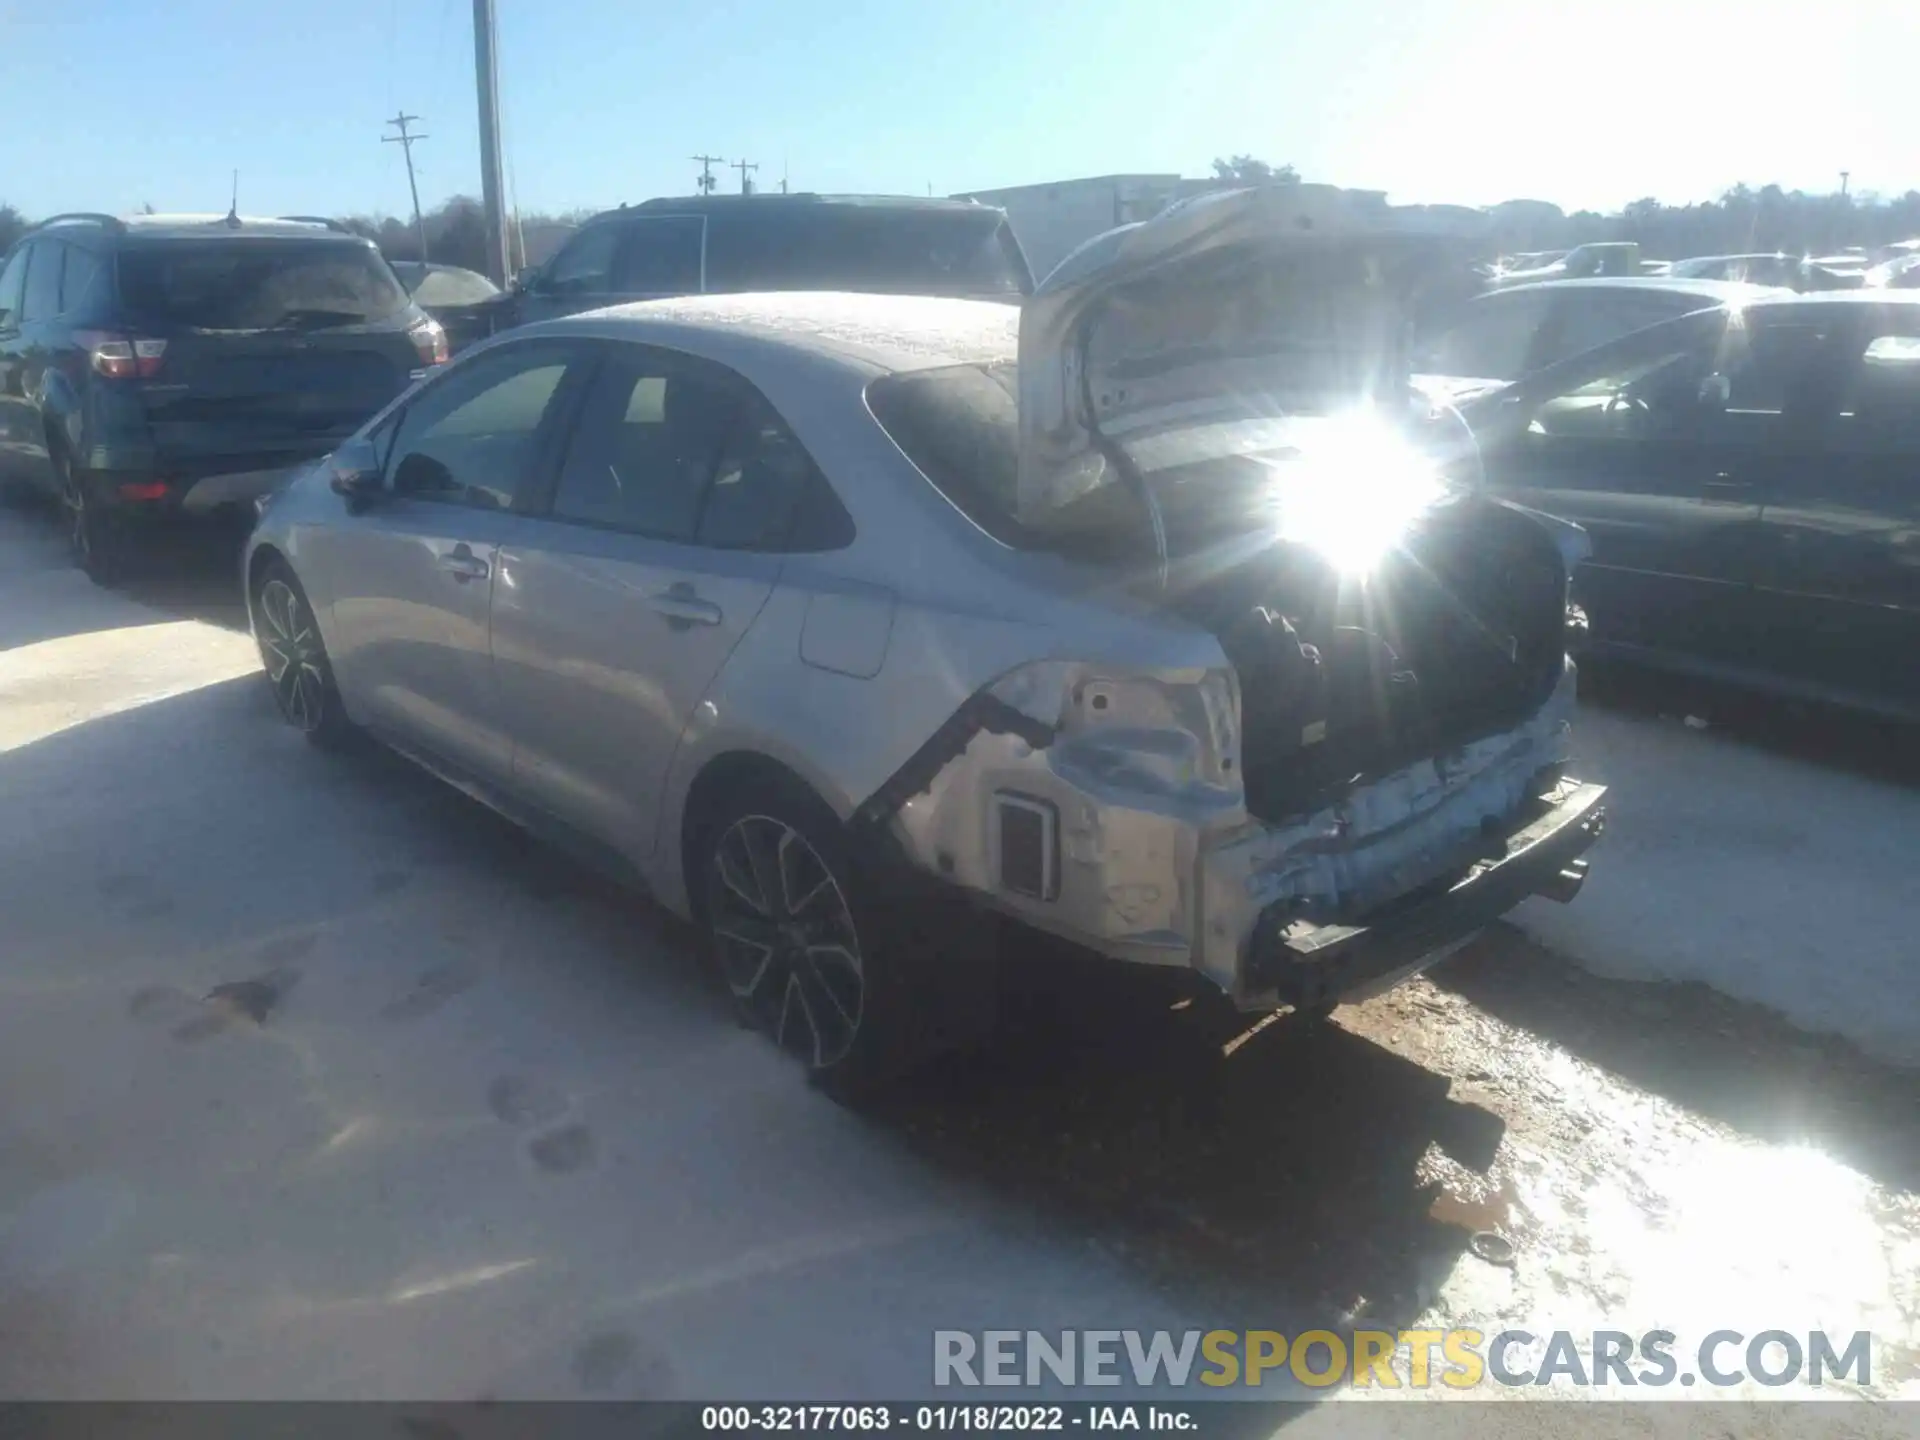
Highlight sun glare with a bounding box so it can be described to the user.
[1252,410,1446,575]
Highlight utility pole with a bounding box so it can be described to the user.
[471,0,510,284]
[692,155,724,195]
[383,112,431,263]
[732,158,758,196]
[1840,170,1851,200]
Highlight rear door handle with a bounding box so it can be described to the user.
[438,544,490,582]
[647,585,722,627]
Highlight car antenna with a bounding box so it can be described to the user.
[226,170,242,228]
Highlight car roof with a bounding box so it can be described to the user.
[523,291,1019,376]
[1490,276,1782,301]
[584,193,1000,225]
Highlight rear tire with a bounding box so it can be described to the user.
[56,449,126,586]
[252,559,358,749]
[691,775,962,1101]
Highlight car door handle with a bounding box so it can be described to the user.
[647,586,723,627]
[438,545,490,582]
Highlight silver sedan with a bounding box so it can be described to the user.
[245,187,1605,1095]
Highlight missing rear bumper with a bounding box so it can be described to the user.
[1243,781,1606,1011]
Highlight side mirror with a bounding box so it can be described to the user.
[327,439,386,511]
[511,265,539,293]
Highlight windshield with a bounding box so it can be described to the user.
[116,240,410,330]
[410,266,501,306]
[705,208,1029,298]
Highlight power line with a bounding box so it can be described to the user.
[383,111,431,263]
[692,155,724,195]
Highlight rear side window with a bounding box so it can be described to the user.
[60,247,105,313]
[704,208,1027,299]
[698,392,836,549]
[21,241,63,322]
[867,361,1027,544]
[116,241,409,330]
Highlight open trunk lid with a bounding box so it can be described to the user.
[1015,185,1486,538]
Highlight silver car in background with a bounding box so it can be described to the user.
[244,186,1606,1095]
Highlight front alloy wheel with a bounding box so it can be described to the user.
[253,562,354,747]
[708,814,866,1072]
[256,578,329,733]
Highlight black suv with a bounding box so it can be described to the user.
[498,193,1032,331]
[0,213,445,582]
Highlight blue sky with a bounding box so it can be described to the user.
[1,0,1913,222]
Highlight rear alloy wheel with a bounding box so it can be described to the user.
[709,812,867,1073]
[56,450,124,585]
[253,562,355,747]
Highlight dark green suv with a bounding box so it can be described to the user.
[0,212,445,583]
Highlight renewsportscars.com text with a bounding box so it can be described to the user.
[932,1329,1874,1390]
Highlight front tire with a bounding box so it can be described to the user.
[252,560,357,748]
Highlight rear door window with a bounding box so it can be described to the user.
[21,242,63,322]
[60,247,105,314]
[386,343,577,510]
[609,217,704,295]
[548,349,734,539]
[116,241,408,330]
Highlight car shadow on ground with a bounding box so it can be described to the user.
[1430,924,1920,1194]
[113,526,254,634]
[860,939,1509,1333]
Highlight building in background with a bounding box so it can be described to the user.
[956,174,1204,283]
[957,174,1488,284]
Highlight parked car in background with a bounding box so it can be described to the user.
[1413,276,1776,402]
[0,212,444,582]
[243,185,1604,1091]
[1667,253,1804,288]
[390,260,505,353]
[1800,254,1872,290]
[492,193,1033,334]
[1488,241,1641,288]
[1462,290,1920,719]
[1864,253,1920,289]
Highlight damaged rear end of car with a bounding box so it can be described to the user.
[862,185,1607,1014]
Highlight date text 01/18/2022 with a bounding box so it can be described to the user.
[700,1405,1199,1432]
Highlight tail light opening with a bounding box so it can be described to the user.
[409,318,449,366]
[75,331,167,380]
